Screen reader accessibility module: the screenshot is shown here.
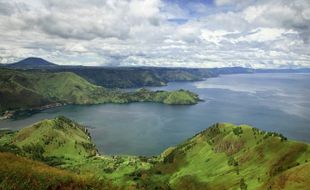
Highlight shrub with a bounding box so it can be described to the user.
[233,127,243,136]
[0,144,22,155]
[240,178,247,190]
[22,144,45,160]
[228,156,238,166]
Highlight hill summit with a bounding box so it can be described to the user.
[8,57,58,69]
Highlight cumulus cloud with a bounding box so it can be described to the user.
[0,0,309,68]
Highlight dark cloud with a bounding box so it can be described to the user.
[0,1,14,15]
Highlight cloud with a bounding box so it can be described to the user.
[233,28,296,43]
[1,0,162,40]
[242,0,310,42]
[215,0,250,7]
[0,0,309,68]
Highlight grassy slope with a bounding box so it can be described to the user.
[0,68,123,104]
[0,116,115,190]
[0,152,115,190]
[0,68,200,113]
[50,67,203,88]
[12,116,97,161]
[0,116,97,162]
[52,67,253,88]
[4,58,255,88]
[1,119,309,189]
[67,68,166,88]
[127,88,200,105]
[143,123,310,190]
[0,117,153,189]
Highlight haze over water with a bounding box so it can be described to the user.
[1,73,309,156]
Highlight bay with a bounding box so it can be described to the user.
[1,73,309,156]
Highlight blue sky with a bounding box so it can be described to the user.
[0,0,309,68]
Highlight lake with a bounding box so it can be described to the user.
[1,73,309,156]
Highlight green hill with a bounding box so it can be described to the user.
[0,118,309,189]
[127,88,200,105]
[0,68,200,116]
[0,117,154,188]
[0,68,120,113]
[140,123,310,190]
[14,116,97,160]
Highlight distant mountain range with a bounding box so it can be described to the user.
[2,57,309,71]
[1,57,310,88]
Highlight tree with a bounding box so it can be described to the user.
[240,178,247,190]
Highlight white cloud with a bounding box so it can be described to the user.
[65,43,88,53]
[201,30,238,45]
[233,28,292,42]
[0,0,309,68]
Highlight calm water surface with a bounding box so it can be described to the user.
[1,73,309,156]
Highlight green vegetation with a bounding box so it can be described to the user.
[1,118,309,189]
[0,116,98,166]
[5,57,257,88]
[13,116,97,161]
[8,57,309,89]
[6,58,209,87]
[127,88,200,105]
[141,123,310,189]
[0,117,156,189]
[49,66,253,88]
[0,152,114,190]
[0,68,200,115]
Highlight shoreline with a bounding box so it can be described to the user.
[0,96,202,121]
[0,102,65,120]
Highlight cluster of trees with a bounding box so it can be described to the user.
[233,127,243,136]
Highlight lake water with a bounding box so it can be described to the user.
[1,73,309,156]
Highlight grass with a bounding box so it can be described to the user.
[127,88,200,105]
[0,152,114,190]
[138,123,310,189]
[0,116,97,164]
[1,118,309,189]
[0,68,200,114]
[50,67,204,88]
[0,117,156,188]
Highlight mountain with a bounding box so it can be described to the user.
[1,117,309,189]
[52,67,203,88]
[1,57,253,88]
[0,68,200,116]
[7,57,58,69]
[2,57,310,89]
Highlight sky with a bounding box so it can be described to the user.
[0,0,309,68]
